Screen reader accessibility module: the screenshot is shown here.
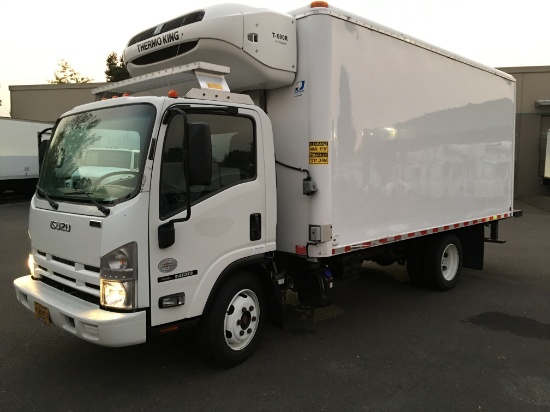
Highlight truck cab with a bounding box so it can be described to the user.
[15,88,277,367]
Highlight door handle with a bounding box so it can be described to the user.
[250,213,261,241]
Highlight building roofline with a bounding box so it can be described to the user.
[497,66,550,74]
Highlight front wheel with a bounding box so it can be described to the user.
[425,234,463,291]
[199,271,266,368]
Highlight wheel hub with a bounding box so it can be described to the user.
[238,310,251,330]
[441,244,459,281]
[224,290,259,351]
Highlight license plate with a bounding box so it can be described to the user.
[34,302,51,326]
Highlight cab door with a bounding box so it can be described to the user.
[148,106,267,327]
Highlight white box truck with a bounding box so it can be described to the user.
[0,117,52,195]
[14,3,519,367]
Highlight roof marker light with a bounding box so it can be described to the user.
[311,1,329,8]
[168,90,178,98]
[123,93,130,97]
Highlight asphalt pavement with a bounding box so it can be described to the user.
[1,192,549,411]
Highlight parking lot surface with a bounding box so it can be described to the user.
[1,193,549,411]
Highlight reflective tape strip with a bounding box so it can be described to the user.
[331,212,512,256]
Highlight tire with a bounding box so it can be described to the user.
[199,271,266,368]
[425,234,463,291]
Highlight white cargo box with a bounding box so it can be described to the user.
[267,5,516,257]
[0,117,52,182]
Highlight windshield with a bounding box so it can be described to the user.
[39,104,155,204]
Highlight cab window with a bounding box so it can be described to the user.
[159,112,256,219]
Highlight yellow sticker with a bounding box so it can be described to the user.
[309,141,328,164]
[206,82,223,90]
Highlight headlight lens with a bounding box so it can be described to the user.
[108,252,129,270]
[102,281,132,308]
[101,242,137,310]
[28,254,38,278]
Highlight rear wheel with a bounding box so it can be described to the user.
[425,234,463,291]
[200,271,266,368]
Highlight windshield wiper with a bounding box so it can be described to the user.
[36,185,59,210]
[66,191,110,216]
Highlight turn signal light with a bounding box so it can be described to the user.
[159,292,185,308]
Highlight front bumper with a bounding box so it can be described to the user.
[14,275,147,347]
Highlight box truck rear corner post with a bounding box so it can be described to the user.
[13,2,520,367]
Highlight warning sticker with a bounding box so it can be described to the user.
[309,141,328,164]
[206,82,223,90]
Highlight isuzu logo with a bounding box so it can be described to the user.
[50,221,71,232]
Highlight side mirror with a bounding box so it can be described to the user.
[157,118,213,249]
[158,222,175,249]
[187,122,212,186]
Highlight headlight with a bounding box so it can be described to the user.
[102,281,134,308]
[28,253,39,278]
[101,242,137,311]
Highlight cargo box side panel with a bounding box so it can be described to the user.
[268,12,515,255]
[0,118,52,180]
[0,156,39,180]
[326,16,515,248]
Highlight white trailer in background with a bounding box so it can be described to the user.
[0,117,52,194]
[14,3,519,367]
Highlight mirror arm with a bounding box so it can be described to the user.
[170,107,192,225]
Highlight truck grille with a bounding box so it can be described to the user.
[40,252,100,273]
[35,250,101,305]
[39,276,100,305]
[127,11,205,46]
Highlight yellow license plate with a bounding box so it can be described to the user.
[34,302,51,326]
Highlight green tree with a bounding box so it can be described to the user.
[105,52,130,82]
[48,59,93,84]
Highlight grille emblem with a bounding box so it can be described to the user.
[50,221,71,232]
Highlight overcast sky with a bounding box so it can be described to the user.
[1,0,549,117]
